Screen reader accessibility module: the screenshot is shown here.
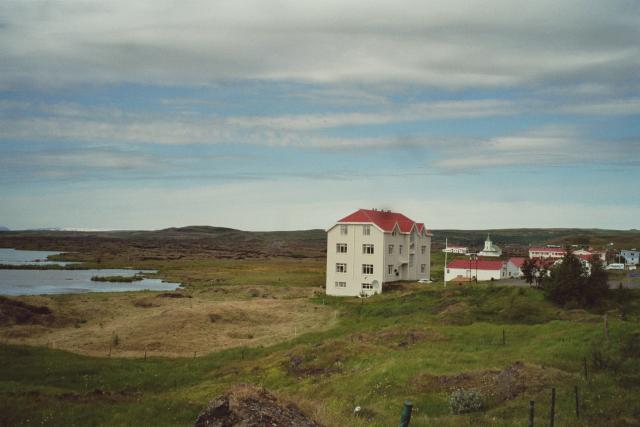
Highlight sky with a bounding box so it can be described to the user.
[0,0,639,231]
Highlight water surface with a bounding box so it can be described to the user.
[0,268,180,296]
[0,248,74,266]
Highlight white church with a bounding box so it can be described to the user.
[478,234,502,257]
[325,209,431,296]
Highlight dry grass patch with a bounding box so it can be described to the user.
[0,291,336,357]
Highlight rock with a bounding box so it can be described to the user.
[195,384,322,427]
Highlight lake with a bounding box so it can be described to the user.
[0,248,180,296]
[0,247,74,266]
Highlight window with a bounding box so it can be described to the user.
[362,264,373,274]
[362,283,373,290]
[340,225,348,235]
[336,263,347,273]
[420,264,426,273]
[336,243,347,253]
[335,281,346,288]
[409,254,415,267]
[388,264,394,275]
[421,245,426,254]
[362,244,374,254]
[399,245,403,254]
[388,244,394,254]
[392,229,398,236]
[363,225,371,236]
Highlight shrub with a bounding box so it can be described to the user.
[449,388,484,414]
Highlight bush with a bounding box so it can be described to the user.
[449,388,484,414]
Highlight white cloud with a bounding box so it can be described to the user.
[0,0,638,89]
[432,126,640,170]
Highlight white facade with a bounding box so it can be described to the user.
[443,245,468,254]
[528,247,565,259]
[621,250,640,265]
[326,222,431,296]
[444,263,507,282]
[478,235,502,257]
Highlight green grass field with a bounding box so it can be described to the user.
[2,279,639,426]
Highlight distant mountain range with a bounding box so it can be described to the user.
[0,226,9,231]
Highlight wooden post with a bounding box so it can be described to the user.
[399,401,413,427]
[108,344,111,358]
[144,350,147,361]
[550,387,556,427]
[604,314,609,341]
[502,328,506,345]
[574,385,580,419]
[583,357,588,380]
[528,400,535,427]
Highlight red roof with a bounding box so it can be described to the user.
[338,209,428,234]
[447,259,505,271]
[508,257,526,268]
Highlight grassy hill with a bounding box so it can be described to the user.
[1,283,639,426]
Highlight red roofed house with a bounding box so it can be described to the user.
[506,257,526,278]
[445,259,507,282]
[326,208,432,296]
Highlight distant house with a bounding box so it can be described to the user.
[621,249,639,265]
[573,248,606,263]
[506,257,526,278]
[442,244,468,254]
[478,235,502,257]
[325,208,431,296]
[445,259,506,282]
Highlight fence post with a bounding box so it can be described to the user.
[528,400,535,427]
[502,328,506,345]
[574,385,580,419]
[604,314,609,341]
[550,387,556,427]
[399,401,413,427]
[583,357,588,381]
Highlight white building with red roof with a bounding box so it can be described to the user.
[445,259,507,282]
[326,208,431,296]
[506,257,526,278]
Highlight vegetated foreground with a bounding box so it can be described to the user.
[1,279,639,426]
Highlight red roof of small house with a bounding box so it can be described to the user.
[447,259,505,271]
[508,257,526,268]
[338,209,429,234]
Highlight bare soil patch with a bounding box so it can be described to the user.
[195,384,322,427]
[412,361,572,406]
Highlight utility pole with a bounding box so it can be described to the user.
[444,237,448,288]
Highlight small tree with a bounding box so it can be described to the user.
[521,258,547,288]
[543,248,609,307]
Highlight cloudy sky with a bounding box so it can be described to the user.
[1,0,639,230]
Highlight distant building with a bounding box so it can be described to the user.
[445,259,507,282]
[506,257,526,278]
[573,249,606,263]
[528,246,606,263]
[325,208,431,297]
[620,249,639,265]
[478,235,502,257]
[442,244,468,254]
[528,246,565,259]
